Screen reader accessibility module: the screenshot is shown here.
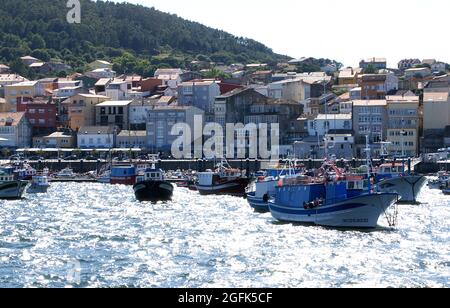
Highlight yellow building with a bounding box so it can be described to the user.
[4,81,43,112]
[386,95,420,157]
[68,93,110,131]
[33,132,75,148]
[0,98,6,113]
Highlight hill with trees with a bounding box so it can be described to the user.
[0,0,291,78]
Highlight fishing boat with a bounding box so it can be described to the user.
[110,165,136,185]
[133,167,174,202]
[0,168,29,200]
[12,162,36,180]
[246,176,278,212]
[268,168,399,228]
[196,160,250,196]
[375,163,426,203]
[27,173,50,194]
[246,163,302,212]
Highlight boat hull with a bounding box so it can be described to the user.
[133,180,174,202]
[246,192,270,212]
[0,181,29,200]
[269,193,399,228]
[196,178,250,197]
[27,184,50,194]
[377,175,426,203]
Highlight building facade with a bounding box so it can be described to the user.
[386,95,420,157]
[77,126,116,149]
[0,112,32,148]
[68,94,110,131]
[146,105,204,154]
[352,100,388,157]
[95,101,132,130]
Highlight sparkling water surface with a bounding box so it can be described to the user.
[0,179,448,288]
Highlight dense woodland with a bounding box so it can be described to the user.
[0,0,293,78]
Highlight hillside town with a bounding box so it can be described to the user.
[1,56,449,160]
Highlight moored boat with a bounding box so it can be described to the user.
[268,161,400,228]
[27,173,50,194]
[0,168,29,200]
[133,168,174,202]
[196,161,250,197]
[375,163,426,203]
[55,168,76,179]
[110,165,136,185]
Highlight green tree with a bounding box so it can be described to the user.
[363,64,377,74]
[30,34,46,50]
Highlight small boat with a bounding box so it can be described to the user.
[133,168,174,202]
[0,168,29,200]
[12,162,36,180]
[27,174,50,194]
[441,180,450,195]
[97,170,111,184]
[55,168,76,179]
[196,160,250,196]
[428,171,450,189]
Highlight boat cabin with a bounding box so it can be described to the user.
[378,163,406,175]
[0,171,14,182]
[137,168,164,182]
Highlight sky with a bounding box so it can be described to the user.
[112,0,449,67]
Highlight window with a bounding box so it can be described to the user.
[39,109,45,114]
[38,119,45,124]
[29,109,36,114]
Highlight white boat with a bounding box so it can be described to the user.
[55,168,76,178]
[27,174,50,194]
[97,170,111,183]
[377,175,426,203]
[428,171,450,189]
[375,163,426,203]
[0,169,29,200]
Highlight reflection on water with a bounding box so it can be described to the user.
[0,180,448,287]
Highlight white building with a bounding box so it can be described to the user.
[307,114,352,137]
[53,86,84,98]
[85,68,116,79]
[77,126,115,149]
[129,99,159,130]
[339,101,353,114]
[0,112,32,148]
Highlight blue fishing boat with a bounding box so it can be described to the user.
[268,153,400,229]
[268,174,399,228]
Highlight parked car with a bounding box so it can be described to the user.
[9,155,23,161]
[63,155,78,161]
[84,155,98,161]
[28,156,45,161]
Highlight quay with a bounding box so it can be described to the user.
[2,158,447,174]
